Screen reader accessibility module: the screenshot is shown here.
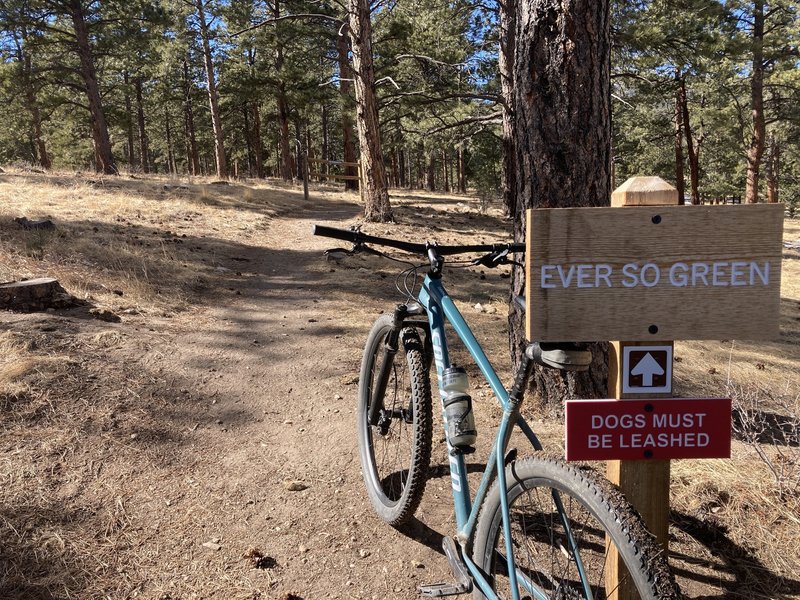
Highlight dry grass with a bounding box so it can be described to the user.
[0,167,299,317]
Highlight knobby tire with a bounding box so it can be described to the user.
[472,454,680,600]
[357,316,432,526]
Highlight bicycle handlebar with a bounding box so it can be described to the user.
[312,225,525,256]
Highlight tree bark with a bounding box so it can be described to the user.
[321,101,329,179]
[348,0,392,221]
[457,145,466,193]
[511,0,611,404]
[765,131,779,203]
[337,30,359,191]
[252,102,265,178]
[182,59,201,176]
[426,151,436,191]
[21,45,50,170]
[442,149,450,192]
[674,71,685,204]
[274,0,294,181]
[678,76,700,204]
[398,146,406,188]
[70,0,116,174]
[499,0,517,217]
[745,0,765,204]
[195,0,228,179]
[164,106,176,175]
[135,76,150,174]
[124,71,136,169]
[242,102,253,177]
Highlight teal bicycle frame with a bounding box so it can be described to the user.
[419,274,591,600]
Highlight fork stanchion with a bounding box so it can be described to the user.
[606,177,678,599]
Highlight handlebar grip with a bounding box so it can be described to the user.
[312,225,359,243]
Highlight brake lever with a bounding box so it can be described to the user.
[472,248,510,269]
[324,242,379,257]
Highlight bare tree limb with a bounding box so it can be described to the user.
[230,13,341,37]
[426,111,502,134]
[394,53,466,69]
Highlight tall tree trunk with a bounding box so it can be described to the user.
[276,86,294,179]
[678,76,700,204]
[195,0,228,179]
[243,102,254,177]
[388,147,396,188]
[674,71,685,204]
[135,76,150,174]
[398,147,406,188]
[183,59,201,176]
[337,30,359,191]
[124,71,136,169]
[426,151,436,191]
[442,149,450,192]
[511,0,611,404]
[765,131,779,203]
[499,0,516,217]
[274,0,294,180]
[457,145,466,193]
[70,0,116,174]
[745,0,765,204]
[165,106,176,175]
[252,102,265,178]
[348,0,392,221]
[21,48,50,170]
[321,101,329,179]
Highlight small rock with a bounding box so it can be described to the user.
[284,480,309,492]
[89,307,121,323]
[130,433,138,440]
[335,394,343,400]
[474,303,485,313]
[202,541,222,551]
[485,305,497,314]
[359,549,370,558]
[411,560,425,569]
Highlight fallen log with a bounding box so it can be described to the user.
[0,278,77,312]
[15,216,55,230]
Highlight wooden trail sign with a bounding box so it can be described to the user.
[525,203,784,342]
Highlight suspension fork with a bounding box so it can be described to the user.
[367,304,409,427]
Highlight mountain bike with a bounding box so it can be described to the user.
[313,224,680,600]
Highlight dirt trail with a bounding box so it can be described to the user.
[112,194,465,598]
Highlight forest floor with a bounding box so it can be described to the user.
[0,168,799,600]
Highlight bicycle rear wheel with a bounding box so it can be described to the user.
[472,455,680,600]
[357,315,432,526]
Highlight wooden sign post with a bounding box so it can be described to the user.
[606,178,675,600]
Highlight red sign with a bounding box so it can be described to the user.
[565,398,731,461]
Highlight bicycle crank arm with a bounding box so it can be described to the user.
[418,537,472,597]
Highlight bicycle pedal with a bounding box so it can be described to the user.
[418,582,470,597]
[418,536,472,597]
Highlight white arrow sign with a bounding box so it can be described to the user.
[630,352,665,387]
[622,345,673,394]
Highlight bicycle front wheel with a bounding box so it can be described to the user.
[472,455,680,600]
[357,315,432,526]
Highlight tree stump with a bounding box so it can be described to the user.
[0,278,77,312]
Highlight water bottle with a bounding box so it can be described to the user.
[442,366,477,448]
